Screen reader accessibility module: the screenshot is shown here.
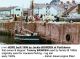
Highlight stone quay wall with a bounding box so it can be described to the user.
[36,22,80,44]
[0,21,80,44]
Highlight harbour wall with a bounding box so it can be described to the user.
[35,22,80,44]
[0,21,80,44]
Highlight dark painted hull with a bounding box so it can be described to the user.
[14,34,39,40]
[15,35,39,39]
[14,34,40,44]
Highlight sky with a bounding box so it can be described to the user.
[0,0,79,8]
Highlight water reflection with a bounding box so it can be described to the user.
[0,36,15,44]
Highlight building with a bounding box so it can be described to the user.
[27,0,61,16]
[0,6,23,17]
[27,0,78,17]
[62,0,77,16]
[33,3,60,16]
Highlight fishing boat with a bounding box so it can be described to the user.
[14,0,40,44]
[14,21,39,43]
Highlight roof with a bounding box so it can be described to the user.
[50,0,60,4]
[0,6,17,11]
[34,3,51,9]
[34,3,46,9]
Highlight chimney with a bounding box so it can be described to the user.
[78,4,80,14]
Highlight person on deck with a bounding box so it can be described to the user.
[34,14,40,21]
[54,16,59,22]
[28,15,35,21]
[14,14,17,21]
[40,14,43,21]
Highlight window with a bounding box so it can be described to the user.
[17,14,19,16]
[16,9,20,11]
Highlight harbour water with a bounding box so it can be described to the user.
[0,36,15,44]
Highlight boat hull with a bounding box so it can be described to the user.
[14,34,40,44]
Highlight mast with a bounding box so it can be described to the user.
[31,0,34,20]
